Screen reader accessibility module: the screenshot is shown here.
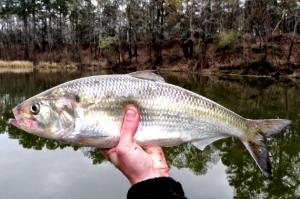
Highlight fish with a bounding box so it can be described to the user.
[8,71,291,178]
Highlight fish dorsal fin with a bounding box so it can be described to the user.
[192,136,227,151]
[128,70,165,82]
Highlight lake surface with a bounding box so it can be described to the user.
[0,71,299,199]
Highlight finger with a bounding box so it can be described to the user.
[118,105,140,147]
[100,148,114,159]
[100,148,119,166]
[144,146,168,169]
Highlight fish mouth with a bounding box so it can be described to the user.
[8,104,45,137]
[7,118,20,128]
[8,115,42,135]
[8,106,21,128]
[8,106,20,128]
[7,106,37,133]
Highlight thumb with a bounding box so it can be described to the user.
[118,105,140,147]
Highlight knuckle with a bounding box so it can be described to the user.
[122,124,134,133]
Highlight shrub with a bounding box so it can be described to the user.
[99,36,118,55]
[218,30,239,49]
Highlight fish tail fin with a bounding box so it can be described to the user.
[242,119,291,178]
[251,119,292,137]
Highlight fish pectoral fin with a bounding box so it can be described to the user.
[128,70,165,82]
[192,136,227,151]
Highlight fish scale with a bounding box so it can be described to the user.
[57,74,247,145]
[9,71,291,177]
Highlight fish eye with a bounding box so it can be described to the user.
[30,103,40,115]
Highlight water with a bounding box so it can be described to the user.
[0,71,299,199]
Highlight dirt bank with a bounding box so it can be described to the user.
[0,34,299,77]
[158,34,300,77]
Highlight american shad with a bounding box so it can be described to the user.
[8,71,291,178]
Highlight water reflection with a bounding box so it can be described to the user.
[0,71,299,198]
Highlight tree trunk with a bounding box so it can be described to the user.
[31,0,37,66]
[20,0,29,59]
[287,18,300,62]
[42,18,47,52]
[154,0,163,65]
[134,43,138,63]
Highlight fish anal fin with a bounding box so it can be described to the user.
[192,136,227,151]
[129,70,165,82]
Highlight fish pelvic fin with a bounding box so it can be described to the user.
[242,119,291,178]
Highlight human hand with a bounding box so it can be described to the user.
[101,105,169,185]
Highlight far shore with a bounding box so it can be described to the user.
[0,59,299,79]
[0,60,77,72]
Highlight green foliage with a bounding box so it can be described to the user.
[217,30,239,49]
[98,36,118,54]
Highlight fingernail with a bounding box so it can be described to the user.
[126,109,136,119]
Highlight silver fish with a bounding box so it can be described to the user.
[8,71,291,177]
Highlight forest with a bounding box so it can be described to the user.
[0,0,299,75]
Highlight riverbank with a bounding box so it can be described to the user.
[158,34,300,78]
[1,34,299,77]
[0,60,33,68]
[0,60,77,72]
